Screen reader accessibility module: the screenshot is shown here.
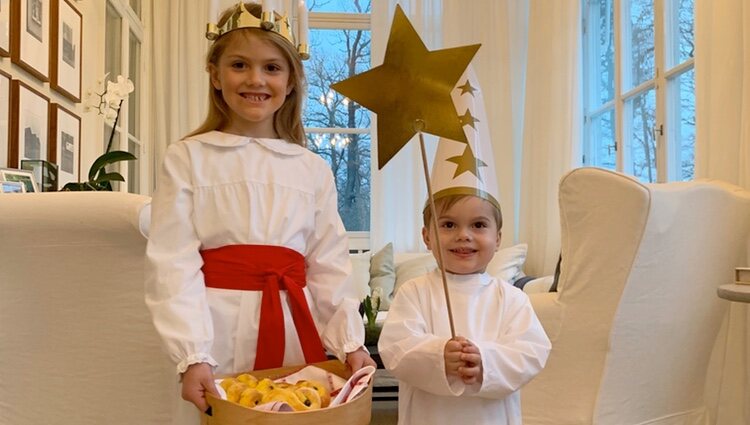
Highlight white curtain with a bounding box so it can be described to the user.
[695,1,750,424]
[517,1,582,277]
[146,0,215,193]
[441,1,530,254]
[369,0,443,253]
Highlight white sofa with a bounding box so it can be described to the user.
[521,167,750,425]
[0,192,173,425]
[0,190,530,425]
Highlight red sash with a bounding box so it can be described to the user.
[200,244,327,370]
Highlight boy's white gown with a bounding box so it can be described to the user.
[378,270,550,425]
[145,131,364,424]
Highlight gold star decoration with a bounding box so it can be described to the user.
[446,145,487,180]
[457,80,477,96]
[331,5,481,169]
[459,109,479,129]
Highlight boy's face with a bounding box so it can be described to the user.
[422,197,501,275]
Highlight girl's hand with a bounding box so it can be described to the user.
[458,341,483,385]
[346,347,377,371]
[444,337,465,377]
[181,362,219,412]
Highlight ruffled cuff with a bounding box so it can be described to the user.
[176,353,219,375]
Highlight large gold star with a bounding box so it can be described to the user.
[446,145,487,180]
[331,5,480,169]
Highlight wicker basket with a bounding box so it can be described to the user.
[201,360,373,425]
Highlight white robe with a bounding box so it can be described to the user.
[145,131,364,423]
[378,270,551,425]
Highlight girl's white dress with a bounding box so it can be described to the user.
[378,270,551,425]
[145,131,364,423]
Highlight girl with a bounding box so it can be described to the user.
[145,3,374,423]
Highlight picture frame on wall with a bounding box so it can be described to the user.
[0,70,10,168]
[0,0,10,56]
[10,0,50,81]
[9,80,49,168]
[50,0,81,102]
[0,167,39,192]
[49,103,79,186]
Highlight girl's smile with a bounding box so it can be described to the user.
[209,32,294,138]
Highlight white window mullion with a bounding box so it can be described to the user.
[654,0,667,182]
[614,0,624,173]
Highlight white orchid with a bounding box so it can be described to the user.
[84,74,135,125]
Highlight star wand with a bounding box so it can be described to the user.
[331,5,480,337]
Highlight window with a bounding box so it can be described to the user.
[302,0,372,236]
[582,0,695,182]
[104,0,143,193]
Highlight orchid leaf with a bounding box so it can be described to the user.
[88,150,137,180]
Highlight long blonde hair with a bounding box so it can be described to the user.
[186,2,307,146]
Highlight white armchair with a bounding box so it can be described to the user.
[522,167,750,425]
[0,192,173,425]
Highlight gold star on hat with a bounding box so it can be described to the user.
[459,109,479,129]
[430,66,501,211]
[457,80,477,96]
[331,5,480,169]
[447,145,487,180]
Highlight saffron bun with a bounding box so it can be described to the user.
[296,379,331,408]
[238,388,263,408]
[219,374,329,411]
[293,386,322,410]
[261,388,312,411]
[255,378,277,394]
[236,373,259,388]
[226,382,249,403]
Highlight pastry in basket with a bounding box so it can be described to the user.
[226,382,249,403]
[238,388,264,407]
[236,373,259,387]
[296,379,331,408]
[261,387,321,411]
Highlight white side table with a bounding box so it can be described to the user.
[717,284,750,303]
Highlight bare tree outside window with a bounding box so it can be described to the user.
[583,0,695,182]
[304,0,372,231]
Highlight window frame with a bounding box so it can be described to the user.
[582,0,695,183]
[105,0,144,193]
[303,6,373,247]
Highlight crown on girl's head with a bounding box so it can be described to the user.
[206,2,310,60]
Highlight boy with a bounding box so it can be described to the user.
[378,69,550,425]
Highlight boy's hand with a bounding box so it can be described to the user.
[444,337,465,377]
[458,340,483,385]
[346,347,377,371]
[181,362,219,412]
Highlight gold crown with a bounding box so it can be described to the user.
[206,2,310,60]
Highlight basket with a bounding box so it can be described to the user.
[201,360,373,425]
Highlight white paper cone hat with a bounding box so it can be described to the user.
[429,66,500,211]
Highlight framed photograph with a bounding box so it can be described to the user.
[50,0,81,102]
[21,158,57,191]
[10,0,50,81]
[9,79,49,168]
[1,180,25,193]
[0,167,38,192]
[0,70,10,168]
[0,0,9,56]
[49,103,79,186]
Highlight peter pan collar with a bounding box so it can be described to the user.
[188,130,305,156]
